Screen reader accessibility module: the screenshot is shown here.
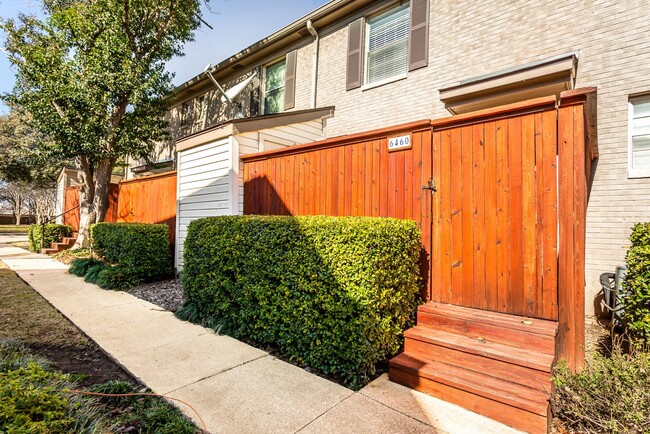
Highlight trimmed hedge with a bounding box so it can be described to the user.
[179,215,422,389]
[623,222,650,341]
[28,224,72,252]
[91,223,173,282]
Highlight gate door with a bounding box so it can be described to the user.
[430,104,559,320]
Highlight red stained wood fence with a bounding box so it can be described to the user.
[63,184,119,230]
[63,171,177,246]
[242,90,597,371]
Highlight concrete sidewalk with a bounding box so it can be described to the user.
[0,237,522,434]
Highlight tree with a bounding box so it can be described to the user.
[0,182,29,224]
[0,109,61,224]
[1,0,202,245]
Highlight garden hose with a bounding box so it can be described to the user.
[67,389,209,433]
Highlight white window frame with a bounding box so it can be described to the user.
[628,95,650,178]
[363,2,410,88]
[262,57,286,115]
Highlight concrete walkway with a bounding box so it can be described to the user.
[0,237,523,434]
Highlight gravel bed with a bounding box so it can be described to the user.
[129,278,185,312]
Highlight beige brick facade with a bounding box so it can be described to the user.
[170,0,650,316]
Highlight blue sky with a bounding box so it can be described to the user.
[0,0,329,114]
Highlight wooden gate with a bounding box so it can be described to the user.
[429,103,558,320]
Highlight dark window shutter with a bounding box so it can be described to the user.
[284,50,297,110]
[346,18,364,90]
[408,0,429,71]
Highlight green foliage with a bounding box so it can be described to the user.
[68,258,103,277]
[83,264,106,284]
[623,222,650,341]
[28,223,72,252]
[92,222,173,282]
[95,266,142,291]
[0,110,62,187]
[0,340,198,433]
[552,345,650,434]
[180,215,422,389]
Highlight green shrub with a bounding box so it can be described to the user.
[179,215,422,389]
[69,258,104,277]
[623,222,650,341]
[84,264,106,284]
[95,266,142,291]
[551,345,650,433]
[28,224,72,252]
[91,223,173,282]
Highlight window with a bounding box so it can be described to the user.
[180,101,192,126]
[365,3,410,85]
[264,59,286,114]
[629,95,650,178]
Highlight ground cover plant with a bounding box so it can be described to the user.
[178,215,422,389]
[28,223,72,252]
[551,343,650,434]
[622,222,650,341]
[69,223,173,290]
[0,262,201,433]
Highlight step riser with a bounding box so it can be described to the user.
[417,310,555,354]
[390,367,548,434]
[404,341,552,392]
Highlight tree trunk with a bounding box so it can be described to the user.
[93,158,115,223]
[74,157,95,248]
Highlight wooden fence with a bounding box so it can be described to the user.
[242,90,597,370]
[63,171,177,245]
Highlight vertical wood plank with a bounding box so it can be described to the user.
[379,139,389,217]
[365,141,374,216]
[431,130,442,302]
[484,121,498,312]
[450,127,464,306]
[330,148,339,216]
[542,110,559,320]
[404,141,414,220]
[507,116,524,316]
[521,114,537,317]
[461,125,474,307]
[420,129,433,301]
[558,104,575,370]
[344,145,353,216]
[495,119,510,313]
[440,129,452,304]
[395,148,406,219]
[572,104,586,370]
[372,140,381,215]
[472,123,486,310]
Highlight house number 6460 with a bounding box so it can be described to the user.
[388,134,412,151]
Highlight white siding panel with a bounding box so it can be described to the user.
[176,137,233,267]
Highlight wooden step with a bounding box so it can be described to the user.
[404,342,552,392]
[41,248,58,255]
[418,302,557,354]
[405,326,554,373]
[390,354,549,433]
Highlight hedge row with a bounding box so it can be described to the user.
[91,223,173,282]
[623,222,650,341]
[27,224,72,252]
[179,215,422,389]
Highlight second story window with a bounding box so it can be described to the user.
[365,3,410,85]
[180,101,192,126]
[264,59,286,114]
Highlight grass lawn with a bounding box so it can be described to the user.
[0,224,30,234]
[0,262,201,433]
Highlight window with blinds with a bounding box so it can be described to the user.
[629,96,650,178]
[366,3,410,85]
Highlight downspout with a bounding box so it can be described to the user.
[306,20,319,109]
